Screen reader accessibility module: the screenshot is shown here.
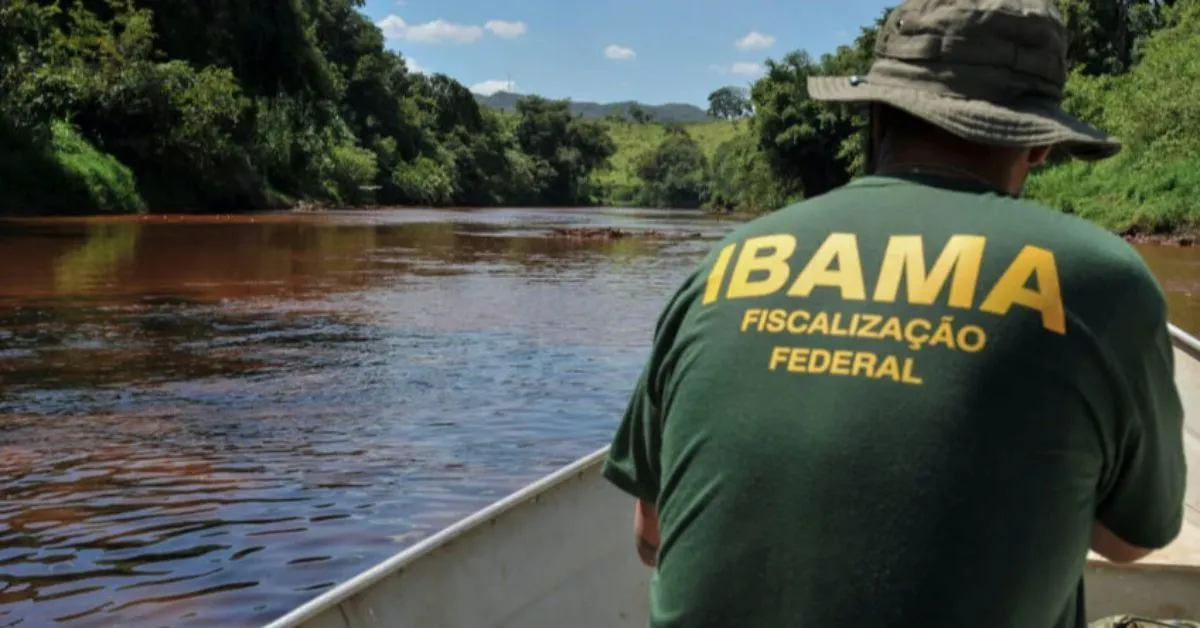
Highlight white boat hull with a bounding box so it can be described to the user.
[266,326,1200,628]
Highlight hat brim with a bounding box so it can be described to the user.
[807,76,1121,162]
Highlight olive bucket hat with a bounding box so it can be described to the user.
[807,0,1121,161]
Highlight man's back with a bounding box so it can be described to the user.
[603,173,1185,627]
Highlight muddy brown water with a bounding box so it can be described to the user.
[0,208,1196,628]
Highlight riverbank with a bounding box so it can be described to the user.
[1120,230,1199,247]
[593,119,1200,242]
[5,0,1197,238]
[6,196,1194,248]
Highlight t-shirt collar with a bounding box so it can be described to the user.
[845,172,1015,198]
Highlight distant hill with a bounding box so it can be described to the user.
[474,91,714,123]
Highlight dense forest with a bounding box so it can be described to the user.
[0,0,617,213]
[685,0,1200,236]
[1,0,1197,236]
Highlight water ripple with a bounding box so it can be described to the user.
[0,208,733,626]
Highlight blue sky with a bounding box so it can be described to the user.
[361,0,895,106]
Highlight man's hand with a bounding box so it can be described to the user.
[635,499,660,567]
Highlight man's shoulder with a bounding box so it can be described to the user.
[1006,196,1161,291]
[982,193,1169,339]
[703,176,1160,289]
[1004,195,1136,255]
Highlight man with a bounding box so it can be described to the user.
[601,1,1187,627]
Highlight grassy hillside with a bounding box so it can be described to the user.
[593,120,745,204]
[1023,2,1200,237]
[0,120,145,216]
[475,91,713,123]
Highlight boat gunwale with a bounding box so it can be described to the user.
[261,447,612,628]
[1171,323,1200,360]
[262,325,1200,628]
[1084,558,1200,574]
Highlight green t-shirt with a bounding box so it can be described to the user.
[603,173,1187,628]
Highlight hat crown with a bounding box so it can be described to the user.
[870,0,1069,103]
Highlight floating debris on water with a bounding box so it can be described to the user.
[547,227,703,241]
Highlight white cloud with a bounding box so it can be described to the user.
[470,79,517,96]
[485,20,527,39]
[731,62,763,75]
[405,19,483,43]
[378,15,408,39]
[406,57,426,74]
[376,15,484,44]
[735,31,775,50]
[710,62,764,76]
[605,44,636,60]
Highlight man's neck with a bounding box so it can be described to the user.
[875,141,1019,196]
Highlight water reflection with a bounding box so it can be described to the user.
[1135,243,1200,334]
[0,208,731,627]
[0,208,1194,627]
[53,223,144,295]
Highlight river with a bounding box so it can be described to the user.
[0,208,1196,628]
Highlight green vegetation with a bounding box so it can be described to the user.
[0,0,615,214]
[594,0,1200,236]
[1025,0,1200,235]
[593,120,742,206]
[1,0,1196,237]
[0,119,144,215]
[474,91,712,124]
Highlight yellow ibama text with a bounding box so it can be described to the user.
[704,233,1065,335]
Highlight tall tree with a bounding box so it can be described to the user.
[514,96,615,205]
[706,86,752,121]
[1057,0,1166,75]
[635,126,709,209]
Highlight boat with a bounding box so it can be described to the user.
[264,324,1200,628]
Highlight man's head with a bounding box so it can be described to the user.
[811,0,1120,193]
[868,102,1054,196]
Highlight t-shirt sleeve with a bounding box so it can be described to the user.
[602,358,665,504]
[602,269,702,505]
[1095,280,1188,550]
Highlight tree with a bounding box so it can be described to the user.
[635,127,709,209]
[0,0,626,215]
[627,103,653,124]
[707,133,788,214]
[1056,0,1167,76]
[706,86,752,121]
[514,96,615,205]
[747,10,884,198]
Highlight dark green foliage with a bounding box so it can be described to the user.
[513,97,616,206]
[692,0,1198,235]
[1025,0,1200,233]
[706,86,751,121]
[744,14,883,200]
[635,126,710,209]
[2,0,1195,237]
[705,133,790,214]
[1058,0,1167,75]
[0,0,616,214]
[0,118,144,215]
